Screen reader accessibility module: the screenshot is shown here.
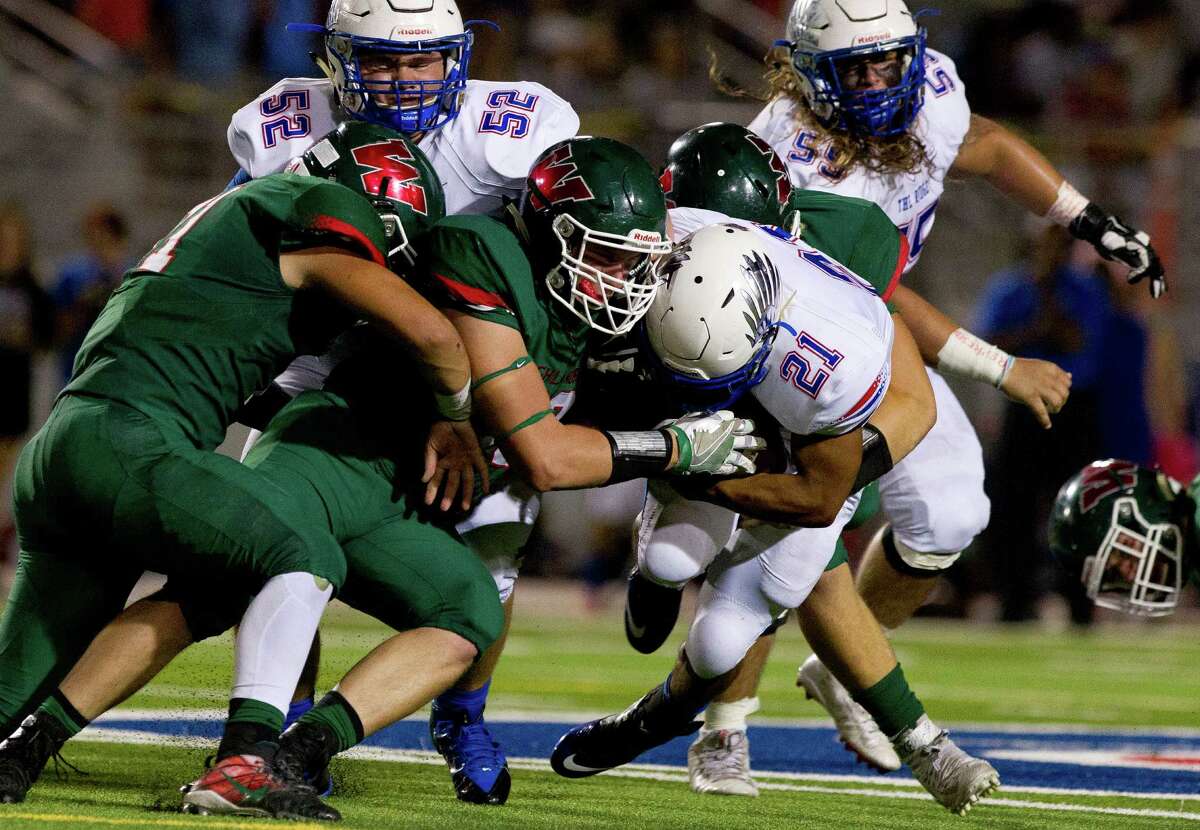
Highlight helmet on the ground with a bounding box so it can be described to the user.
[523,137,672,336]
[1049,459,1188,617]
[292,121,446,269]
[290,0,487,133]
[779,0,926,137]
[642,223,781,409]
[661,123,800,234]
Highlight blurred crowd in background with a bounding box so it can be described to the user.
[3,0,1199,622]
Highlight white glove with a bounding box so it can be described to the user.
[660,410,766,475]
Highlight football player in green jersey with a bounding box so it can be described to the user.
[1050,459,1194,618]
[0,121,485,820]
[0,136,762,815]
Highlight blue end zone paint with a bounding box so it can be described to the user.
[97,717,1200,795]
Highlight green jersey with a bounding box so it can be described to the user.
[66,174,388,448]
[324,214,590,490]
[789,190,905,305]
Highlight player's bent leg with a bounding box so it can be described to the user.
[626,482,738,654]
[552,650,720,778]
[431,504,536,806]
[795,563,902,772]
[867,370,988,628]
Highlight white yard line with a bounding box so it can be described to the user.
[73,727,1200,806]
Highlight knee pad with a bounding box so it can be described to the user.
[637,484,737,587]
[685,582,776,679]
[882,526,962,576]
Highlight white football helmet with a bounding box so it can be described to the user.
[643,224,781,408]
[290,0,489,133]
[779,0,926,136]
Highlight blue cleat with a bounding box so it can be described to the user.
[550,683,701,778]
[429,703,510,805]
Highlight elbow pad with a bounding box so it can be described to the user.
[851,424,893,493]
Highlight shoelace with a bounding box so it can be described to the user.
[452,721,504,770]
[696,733,748,778]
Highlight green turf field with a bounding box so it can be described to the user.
[2,585,1198,829]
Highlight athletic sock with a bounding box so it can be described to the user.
[433,680,491,721]
[38,690,88,739]
[285,697,315,729]
[702,696,760,733]
[231,572,332,717]
[298,691,364,755]
[851,663,925,738]
[218,697,285,760]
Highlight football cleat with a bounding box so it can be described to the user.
[796,654,901,772]
[624,569,684,654]
[429,705,510,805]
[275,719,338,799]
[179,754,341,821]
[894,716,1000,816]
[687,728,758,797]
[0,712,72,803]
[550,683,701,778]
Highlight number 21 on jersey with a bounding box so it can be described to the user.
[779,328,843,398]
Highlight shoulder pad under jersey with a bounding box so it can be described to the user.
[229,78,340,180]
[418,79,580,215]
[750,229,894,437]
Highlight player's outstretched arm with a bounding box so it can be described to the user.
[953,114,1165,298]
[280,247,488,509]
[892,284,1070,429]
[448,312,758,491]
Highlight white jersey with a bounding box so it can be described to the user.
[229,76,578,396]
[669,207,893,438]
[748,49,970,270]
[229,77,580,216]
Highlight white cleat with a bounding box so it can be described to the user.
[796,654,902,772]
[687,729,758,797]
[894,715,1000,816]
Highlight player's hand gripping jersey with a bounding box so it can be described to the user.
[749,49,969,270]
[229,78,579,216]
[66,175,387,449]
[665,210,894,442]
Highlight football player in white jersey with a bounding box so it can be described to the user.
[682,0,1168,785]
[233,0,582,807]
[551,221,1000,816]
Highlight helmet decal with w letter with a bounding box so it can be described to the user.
[351,139,429,215]
[1077,460,1139,513]
[662,123,799,232]
[298,121,445,271]
[522,137,671,336]
[528,144,597,209]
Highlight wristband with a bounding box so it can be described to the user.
[851,424,894,493]
[434,377,472,421]
[603,430,673,484]
[1045,180,1090,228]
[936,328,1014,389]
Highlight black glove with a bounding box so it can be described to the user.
[1069,203,1166,299]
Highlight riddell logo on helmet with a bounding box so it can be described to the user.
[393,26,435,36]
[853,32,893,45]
[630,230,662,243]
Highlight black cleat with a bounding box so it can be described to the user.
[550,683,701,778]
[0,712,72,803]
[275,719,338,796]
[429,705,510,805]
[624,570,684,654]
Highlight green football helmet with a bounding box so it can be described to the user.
[522,137,672,336]
[660,122,800,234]
[1049,459,1188,617]
[292,121,446,270]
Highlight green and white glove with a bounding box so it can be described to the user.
[660,410,765,475]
